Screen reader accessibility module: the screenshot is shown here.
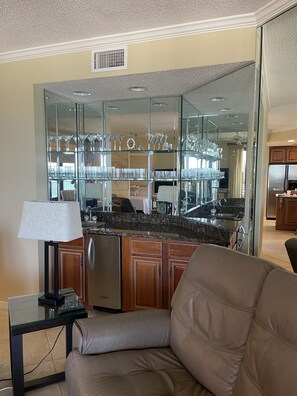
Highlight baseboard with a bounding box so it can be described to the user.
[0,301,8,310]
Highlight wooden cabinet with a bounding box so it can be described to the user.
[287,147,297,163]
[58,237,86,302]
[131,256,162,310]
[276,196,297,231]
[122,236,199,311]
[167,242,199,303]
[125,239,163,311]
[269,147,287,163]
[269,146,297,164]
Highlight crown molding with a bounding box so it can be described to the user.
[0,13,256,64]
[256,0,297,26]
[1,0,297,65]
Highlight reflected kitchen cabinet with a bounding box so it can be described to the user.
[269,146,297,164]
[276,196,297,231]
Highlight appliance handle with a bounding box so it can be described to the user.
[88,237,95,270]
[237,225,246,251]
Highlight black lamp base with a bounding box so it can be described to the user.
[39,241,65,307]
[38,293,65,307]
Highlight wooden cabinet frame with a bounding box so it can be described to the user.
[122,236,199,311]
[269,146,297,164]
[58,237,86,302]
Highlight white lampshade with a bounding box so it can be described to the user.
[18,201,82,242]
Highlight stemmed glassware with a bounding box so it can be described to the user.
[63,135,73,151]
[87,134,97,151]
[48,135,55,151]
[181,135,221,158]
[147,132,169,150]
[54,136,63,151]
[78,134,89,151]
[96,133,105,151]
[110,134,122,151]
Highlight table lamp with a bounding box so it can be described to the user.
[18,201,83,306]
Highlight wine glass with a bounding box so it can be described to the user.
[48,135,55,151]
[88,134,97,151]
[78,134,89,151]
[54,136,62,151]
[63,135,73,151]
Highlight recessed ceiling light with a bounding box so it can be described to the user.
[153,102,167,107]
[219,107,232,112]
[288,139,295,143]
[225,115,239,118]
[73,91,91,96]
[210,97,226,102]
[129,86,147,92]
[68,108,76,112]
[231,122,243,125]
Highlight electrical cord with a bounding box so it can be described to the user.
[0,387,12,393]
[0,325,65,385]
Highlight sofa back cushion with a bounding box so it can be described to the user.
[170,244,276,396]
[233,269,297,396]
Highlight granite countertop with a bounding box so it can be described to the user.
[83,211,241,247]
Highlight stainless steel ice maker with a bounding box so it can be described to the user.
[87,234,121,310]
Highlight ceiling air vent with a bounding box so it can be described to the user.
[92,46,127,72]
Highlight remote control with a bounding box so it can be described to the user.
[57,304,86,315]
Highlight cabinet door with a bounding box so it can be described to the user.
[283,199,297,227]
[166,241,199,305]
[168,242,198,259]
[59,249,85,302]
[131,256,162,310]
[168,259,188,303]
[287,147,297,163]
[275,197,297,231]
[130,239,162,256]
[269,147,287,163]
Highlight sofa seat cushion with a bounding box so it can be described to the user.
[66,347,214,396]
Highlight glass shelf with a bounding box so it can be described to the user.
[181,150,222,161]
[46,91,223,215]
[48,149,179,155]
[181,177,223,182]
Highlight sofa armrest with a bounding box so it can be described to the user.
[73,309,171,355]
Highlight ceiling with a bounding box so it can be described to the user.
[0,0,275,54]
[2,0,297,140]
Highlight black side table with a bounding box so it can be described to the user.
[8,288,87,396]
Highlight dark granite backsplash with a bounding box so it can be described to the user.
[186,203,244,218]
[87,211,234,247]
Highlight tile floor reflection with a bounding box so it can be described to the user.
[260,219,294,271]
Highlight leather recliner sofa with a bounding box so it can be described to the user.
[66,244,297,396]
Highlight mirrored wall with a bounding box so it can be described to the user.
[45,60,260,241]
[45,92,225,215]
[183,62,260,254]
